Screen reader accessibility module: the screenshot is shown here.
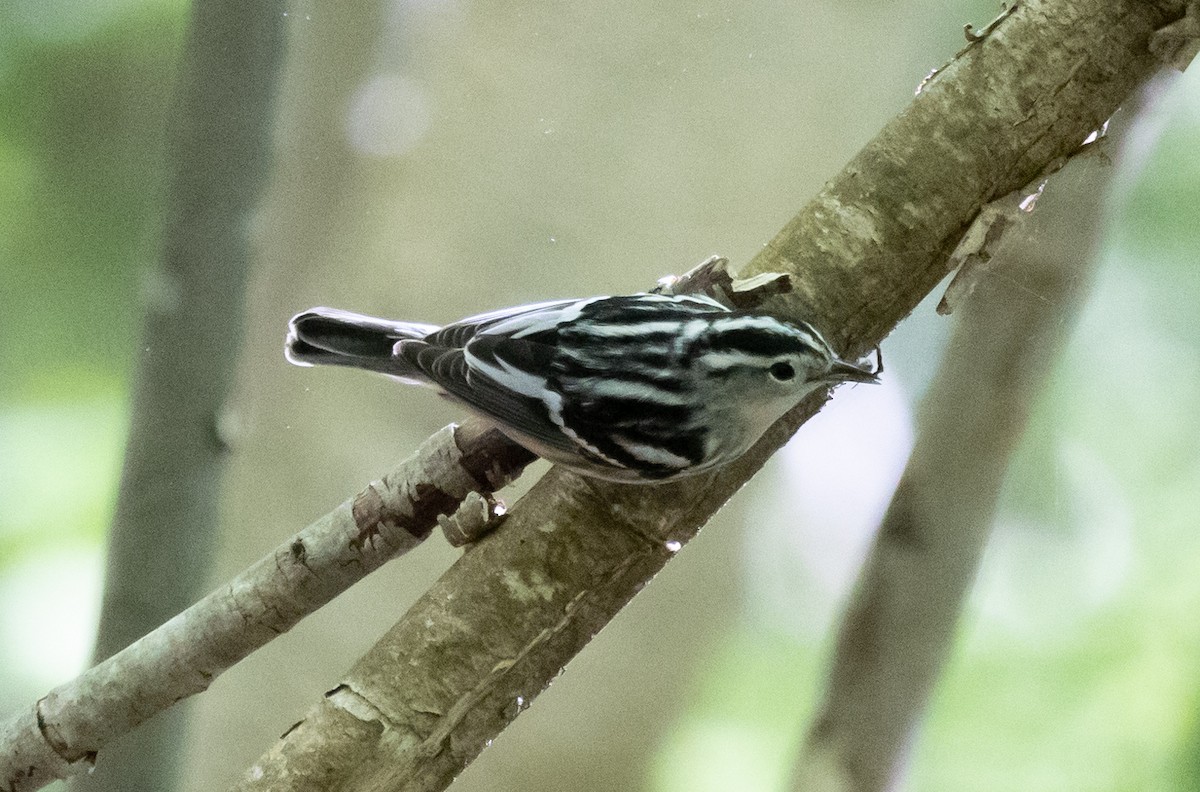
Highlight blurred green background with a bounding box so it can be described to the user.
[3,1,1200,790]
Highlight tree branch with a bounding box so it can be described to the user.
[0,423,532,792]
[228,2,1188,790]
[790,100,1151,792]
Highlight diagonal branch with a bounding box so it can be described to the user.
[792,113,1138,792]
[0,423,532,792]
[229,2,1189,790]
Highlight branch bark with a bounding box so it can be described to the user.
[227,2,1188,790]
[790,102,1150,792]
[0,423,531,792]
[74,2,284,790]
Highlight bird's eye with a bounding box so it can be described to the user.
[769,361,795,381]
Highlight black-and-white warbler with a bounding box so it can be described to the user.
[285,294,878,482]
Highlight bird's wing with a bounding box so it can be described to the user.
[396,338,581,458]
[422,298,586,349]
[400,293,734,467]
[425,293,730,348]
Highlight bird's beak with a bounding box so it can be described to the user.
[826,358,880,385]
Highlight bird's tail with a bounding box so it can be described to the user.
[285,307,440,375]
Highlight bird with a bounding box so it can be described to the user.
[285,293,878,483]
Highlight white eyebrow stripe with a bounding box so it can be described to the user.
[693,350,767,371]
[708,315,820,346]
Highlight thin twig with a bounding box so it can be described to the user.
[0,422,532,792]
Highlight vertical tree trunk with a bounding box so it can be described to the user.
[790,87,1167,792]
[77,2,285,790]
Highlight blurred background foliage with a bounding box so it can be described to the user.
[2,1,1199,790]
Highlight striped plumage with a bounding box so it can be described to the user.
[286,294,877,482]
